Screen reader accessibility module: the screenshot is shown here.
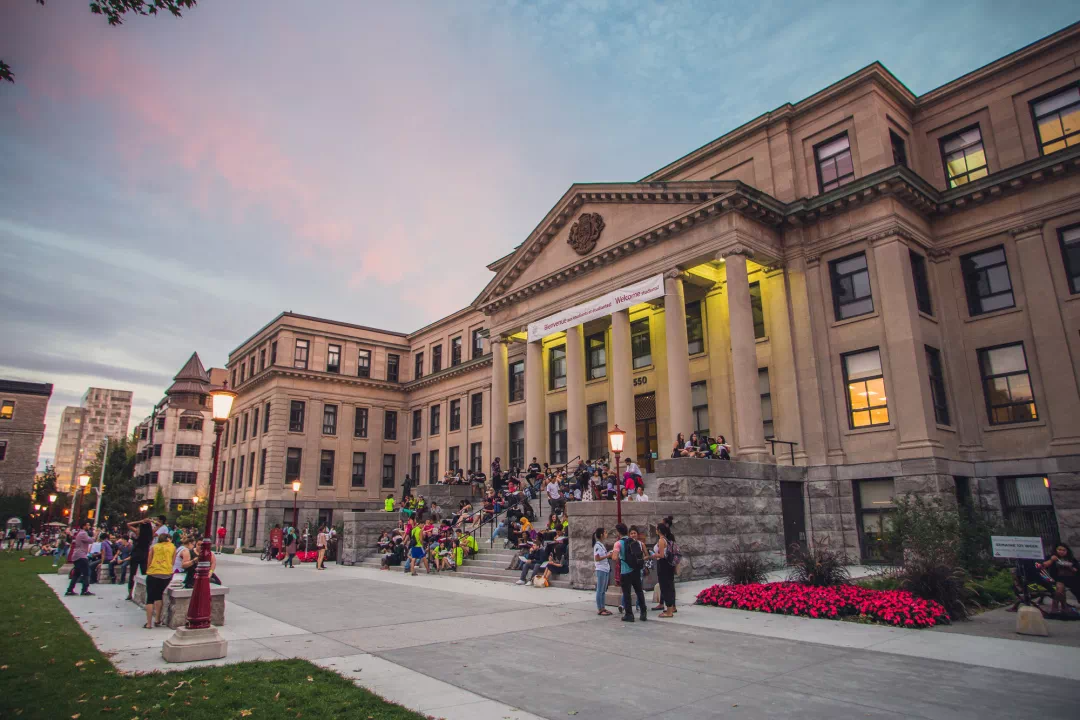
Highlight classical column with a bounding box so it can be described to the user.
[1012,224,1080,452]
[764,263,806,464]
[565,325,587,464]
[490,337,509,469]
[873,236,939,457]
[664,270,693,448]
[610,309,637,462]
[525,339,546,466]
[723,248,770,462]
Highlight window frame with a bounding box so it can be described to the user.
[431,345,443,373]
[354,407,368,438]
[829,252,874,321]
[448,446,460,473]
[319,449,335,487]
[449,399,461,432]
[939,124,989,188]
[549,410,568,465]
[294,339,309,369]
[814,132,855,193]
[414,352,424,380]
[470,392,483,427]
[383,410,397,440]
[509,421,525,470]
[412,409,423,440]
[1030,82,1080,156]
[549,344,567,390]
[631,317,652,369]
[263,401,271,433]
[960,245,1015,316]
[173,470,197,485]
[998,476,1060,550]
[758,369,773,439]
[909,249,933,316]
[382,454,396,489]
[357,349,371,378]
[925,345,951,427]
[450,336,463,367]
[978,342,1038,426]
[472,329,484,359]
[430,404,440,436]
[259,448,267,485]
[470,442,483,473]
[386,354,399,383]
[587,402,608,461]
[286,448,302,483]
[841,347,890,430]
[326,343,341,374]
[586,332,607,380]
[691,381,709,437]
[889,130,908,168]
[289,400,305,433]
[410,453,421,483]
[509,360,525,402]
[322,403,338,436]
[854,478,898,563]
[429,449,440,483]
[1058,223,1080,295]
[686,301,705,354]
[748,282,765,338]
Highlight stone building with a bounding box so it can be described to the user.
[0,380,53,494]
[222,24,1080,556]
[134,354,226,514]
[53,387,133,492]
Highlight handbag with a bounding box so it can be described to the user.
[533,575,549,588]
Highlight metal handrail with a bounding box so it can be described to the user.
[767,438,799,466]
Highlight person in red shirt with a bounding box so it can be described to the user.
[269,524,283,561]
[215,525,226,553]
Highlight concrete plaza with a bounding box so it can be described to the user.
[43,554,1080,719]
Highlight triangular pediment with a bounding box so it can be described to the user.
[475,180,774,310]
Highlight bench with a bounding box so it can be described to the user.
[132,575,229,629]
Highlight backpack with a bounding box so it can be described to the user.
[666,539,682,567]
[622,537,644,572]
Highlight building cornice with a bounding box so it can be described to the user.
[235,366,404,395]
[403,354,492,391]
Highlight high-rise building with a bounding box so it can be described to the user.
[53,387,133,492]
[0,380,54,494]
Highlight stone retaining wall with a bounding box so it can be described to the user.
[339,510,399,565]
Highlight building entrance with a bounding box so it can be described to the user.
[635,392,658,473]
[780,481,807,560]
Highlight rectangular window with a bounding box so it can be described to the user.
[351,452,366,487]
[180,415,204,432]
[239,362,245,383]
[0,440,6,461]
[758,369,774,439]
[961,246,1014,316]
[150,471,158,485]
[631,318,652,369]
[430,404,441,435]
[259,448,267,485]
[855,479,897,562]
[549,344,567,390]
[686,301,705,354]
[322,404,337,435]
[319,450,335,487]
[585,332,607,379]
[410,453,421,484]
[587,402,607,461]
[241,412,248,440]
[263,401,271,433]
[412,409,423,440]
[287,448,304,482]
[999,476,1060,551]
[259,348,266,371]
[814,133,855,192]
[429,449,440,483]
[471,392,483,427]
[748,282,765,338]
[219,462,225,491]
[289,400,305,433]
[978,343,1037,425]
[231,369,237,388]
[941,125,988,188]
[461,442,479,474]
[384,410,397,440]
[2,400,18,420]
[448,446,460,473]
[231,420,238,444]
[449,399,461,432]
[843,348,889,429]
[252,408,259,437]
[173,471,197,484]
[925,346,951,426]
[890,130,908,168]
[175,444,200,458]
[1031,84,1080,155]
[472,329,484,359]
[910,250,933,315]
[382,455,396,489]
[238,455,245,489]
[830,252,874,321]
[509,360,525,402]
[1058,224,1080,294]
[294,339,309,369]
[156,415,166,431]
[549,410,567,465]
[509,421,525,471]
[387,354,399,382]
[357,349,371,378]
[270,341,277,365]
[414,352,424,380]
[327,344,341,373]
[692,381,710,437]
[451,337,462,367]
[248,451,255,486]
[432,345,443,373]
[354,407,368,438]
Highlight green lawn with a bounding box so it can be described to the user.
[0,553,425,720]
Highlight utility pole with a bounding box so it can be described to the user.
[92,437,108,532]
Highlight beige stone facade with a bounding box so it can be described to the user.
[53,387,133,492]
[219,25,1080,556]
[0,380,53,494]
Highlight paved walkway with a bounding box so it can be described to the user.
[42,554,1080,720]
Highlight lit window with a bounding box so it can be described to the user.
[815,133,855,192]
[0,400,14,420]
[1032,85,1080,155]
[843,348,889,428]
[978,343,1037,425]
[961,246,1014,316]
[941,126,988,188]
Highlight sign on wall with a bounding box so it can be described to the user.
[990,535,1044,560]
[527,274,665,342]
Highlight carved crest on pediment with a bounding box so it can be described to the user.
[567,212,605,255]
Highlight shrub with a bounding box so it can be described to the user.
[858,571,903,592]
[900,557,972,620]
[787,541,850,586]
[966,568,1015,606]
[718,541,771,585]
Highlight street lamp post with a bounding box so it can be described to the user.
[291,481,301,529]
[608,425,626,525]
[91,437,109,533]
[162,382,235,663]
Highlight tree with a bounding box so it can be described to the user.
[151,486,167,518]
[2,1,198,83]
[32,464,59,506]
[172,496,206,533]
[81,434,139,529]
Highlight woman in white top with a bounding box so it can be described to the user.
[593,528,613,616]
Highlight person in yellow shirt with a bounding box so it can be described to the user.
[384,495,395,513]
[453,540,464,570]
[144,534,175,629]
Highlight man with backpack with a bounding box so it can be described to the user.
[611,523,647,622]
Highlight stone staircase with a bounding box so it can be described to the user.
[357,544,572,588]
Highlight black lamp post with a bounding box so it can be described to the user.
[608,425,626,525]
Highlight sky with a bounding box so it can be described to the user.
[2,0,1077,469]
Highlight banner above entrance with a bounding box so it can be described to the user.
[527,273,665,342]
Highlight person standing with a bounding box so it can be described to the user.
[215,524,227,553]
[115,536,132,585]
[269,524,283,560]
[143,534,175,628]
[16,527,26,550]
[593,528,613,616]
[283,528,298,568]
[316,526,328,570]
[651,522,678,617]
[126,517,155,601]
[612,523,647,622]
[64,521,95,596]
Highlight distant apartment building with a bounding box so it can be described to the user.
[0,380,54,494]
[134,354,225,513]
[53,387,133,491]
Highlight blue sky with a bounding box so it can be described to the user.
[1,0,1077,466]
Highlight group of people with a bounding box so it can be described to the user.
[256,523,333,569]
[376,515,479,575]
[671,432,731,460]
[592,518,681,621]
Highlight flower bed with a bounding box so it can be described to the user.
[276,551,318,562]
[695,582,949,628]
